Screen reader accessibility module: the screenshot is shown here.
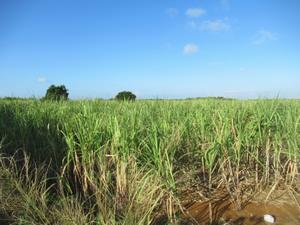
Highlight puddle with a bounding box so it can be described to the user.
[182,199,300,225]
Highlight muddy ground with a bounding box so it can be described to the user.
[181,190,300,225]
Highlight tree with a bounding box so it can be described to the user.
[115,91,136,101]
[44,85,69,101]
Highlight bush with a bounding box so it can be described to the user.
[44,85,69,101]
[115,91,136,101]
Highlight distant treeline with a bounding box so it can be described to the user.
[1,84,236,101]
[1,96,235,101]
[185,96,235,100]
[0,97,37,100]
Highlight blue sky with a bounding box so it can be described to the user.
[0,0,299,99]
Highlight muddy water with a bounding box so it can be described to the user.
[182,199,300,225]
[223,202,300,225]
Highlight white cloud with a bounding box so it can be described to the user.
[183,43,199,55]
[166,8,179,18]
[201,19,230,32]
[186,8,206,18]
[37,76,47,84]
[253,29,278,45]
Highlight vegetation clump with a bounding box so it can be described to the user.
[0,99,299,224]
[43,85,69,101]
[115,91,136,101]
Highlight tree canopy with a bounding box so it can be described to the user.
[44,85,69,101]
[115,91,136,101]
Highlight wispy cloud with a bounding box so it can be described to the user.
[253,29,278,45]
[166,8,179,18]
[188,19,230,32]
[201,19,230,31]
[186,8,206,18]
[187,20,198,29]
[183,43,199,55]
[37,76,47,84]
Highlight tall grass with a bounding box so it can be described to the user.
[0,99,299,224]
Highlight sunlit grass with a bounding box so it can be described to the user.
[0,98,299,224]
